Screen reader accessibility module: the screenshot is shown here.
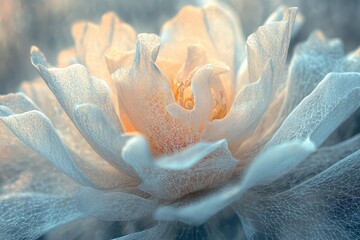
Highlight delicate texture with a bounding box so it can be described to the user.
[267,72,360,148]
[0,193,83,240]
[283,31,360,115]
[122,135,238,200]
[1,2,360,240]
[154,140,315,225]
[76,187,156,221]
[0,108,94,188]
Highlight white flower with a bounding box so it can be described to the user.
[0,2,360,240]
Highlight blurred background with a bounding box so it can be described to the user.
[0,0,359,93]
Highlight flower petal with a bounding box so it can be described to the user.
[206,61,273,150]
[31,47,121,130]
[0,108,95,188]
[122,135,238,201]
[76,187,156,221]
[73,103,136,177]
[0,193,83,240]
[260,133,360,194]
[235,147,360,239]
[166,62,230,133]
[154,140,315,225]
[72,11,136,80]
[20,79,130,190]
[283,31,360,115]
[160,4,245,104]
[114,34,198,154]
[266,72,360,148]
[237,7,297,92]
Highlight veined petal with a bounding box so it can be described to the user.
[0,193,84,240]
[237,7,297,92]
[282,31,360,116]
[31,47,121,131]
[114,34,198,154]
[122,135,238,201]
[76,187,156,221]
[71,12,136,116]
[235,147,360,239]
[72,103,137,178]
[0,108,95,188]
[154,140,315,225]
[266,72,360,148]
[20,79,131,190]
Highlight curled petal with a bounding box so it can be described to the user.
[237,7,297,92]
[122,135,238,201]
[76,187,156,221]
[167,62,230,133]
[154,140,315,225]
[206,61,273,149]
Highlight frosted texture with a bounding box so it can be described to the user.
[0,2,359,240]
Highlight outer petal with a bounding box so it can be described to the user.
[282,31,360,116]
[76,187,156,221]
[154,140,315,225]
[0,108,95,188]
[122,135,238,201]
[20,79,131,190]
[30,48,138,181]
[266,72,360,148]
[0,193,83,240]
[259,133,360,194]
[236,147,360,239]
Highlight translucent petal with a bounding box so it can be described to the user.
[235,148,360,239]
[166,62,230,133]
[259,133,360,194]
[282,31,360,116]
[73,103,137,177]
[266,72,360,148]
[0,108,95,188]
[206,61,273,150]
[30,47,121,131]
[236,7,297,92]
[20,79,130,190]
[114,34,198,154]
[0,193,83,240]
[122,135,237,201]
[71,12,137,109]
[154,140,315,225]
[76,187,156,221]
[159,3,245,104]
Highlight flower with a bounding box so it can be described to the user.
[1,2,360,240]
